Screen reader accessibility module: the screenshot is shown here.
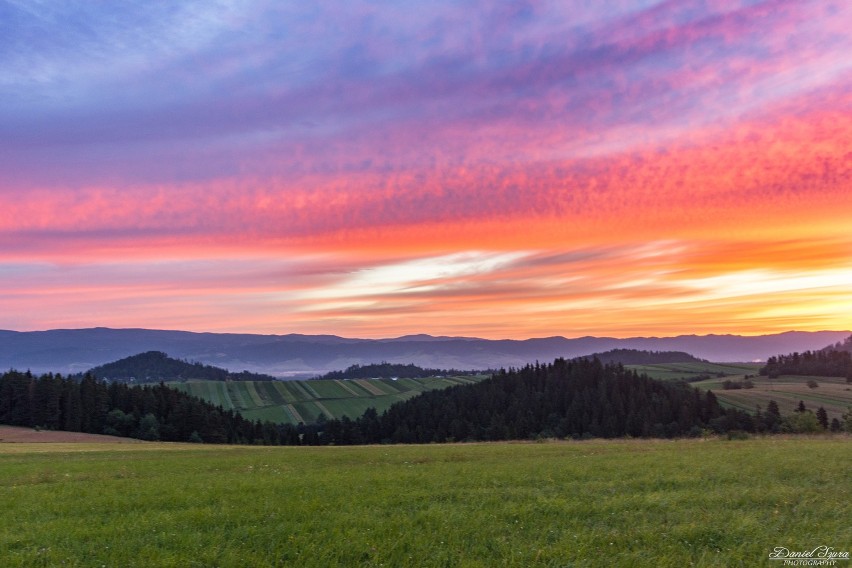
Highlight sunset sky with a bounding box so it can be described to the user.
[1,0,851,339]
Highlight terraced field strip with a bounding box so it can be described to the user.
[243,381,268,407]
[277,381,310,402]
[319,397,385,420]
[285,404,305,424]
[394,378,429,392]
[354,379,390,396]
[269,381,299,404]
[449,376,481,385]
[226,382,250,410]
[240,405,291,424]
[422,378,463,389]
[306,380,353,398]
[335,380,365,396]
[256,381,289,405]
[184,382,213,407]
[294,402,329,424]
[287,380,317,401]
[376,379,406,393]
[312,400,335,419]
[440,376,478,386]
[201,382,225,407]
[300,381,322,398]
[211,382,236,410]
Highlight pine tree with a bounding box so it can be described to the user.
[766,400,780,417]
[815,407,829,430]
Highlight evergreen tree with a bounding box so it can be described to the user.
[815,407,829,430]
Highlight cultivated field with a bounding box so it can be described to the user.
[169,376,488,424]
[694,374,852,421]
[0,425,143,444]
[625,362,761,381]
[0,437,848,567]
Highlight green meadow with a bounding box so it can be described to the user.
[625,362,761,381]
[1,437,849,567]
[169,375,488,424]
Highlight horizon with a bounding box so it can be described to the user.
[2,2,851,338]
[2,325,850,343]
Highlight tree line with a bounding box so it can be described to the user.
[5,357,849,446]
[580,349,703,365]
[759,346,852,379]
[0,370,283,444]
[314,361,482,381]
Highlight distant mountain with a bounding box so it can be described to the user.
[1,328,849,378]
[80,351,277,383]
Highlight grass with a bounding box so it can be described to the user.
[626,362,761,381]
[693,374,852,420]
[0,437,849,567]
[624,363,852,420]
[170,375,490,425]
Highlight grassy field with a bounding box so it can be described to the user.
[169,376,489,425]
[1,437,849,567]
[626,362,852,420]
[625,362,761,381]
[694,374,852,421]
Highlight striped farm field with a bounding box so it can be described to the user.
[170,375,490,425]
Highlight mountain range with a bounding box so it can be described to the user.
[2,328,849,378]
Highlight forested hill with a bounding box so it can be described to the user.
[0,370,282,444]
[315,362,481,381]
[759,335,852,379]
[581,349,704,365]
[296,357,756,445]
[82,351,277,383]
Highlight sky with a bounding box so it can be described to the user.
[1,0,851,339]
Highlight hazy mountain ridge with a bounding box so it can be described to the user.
[1,328,849,377]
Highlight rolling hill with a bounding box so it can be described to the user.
[82,351,277,383]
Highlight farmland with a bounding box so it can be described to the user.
[169,376,488,425]
[694,374,852,421]
[0,437,848,567]
[626,362,852,421]
[625,362,761,381]
[170,364,852,427]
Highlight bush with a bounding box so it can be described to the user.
[807,380,819,388]
[782,411,822,434]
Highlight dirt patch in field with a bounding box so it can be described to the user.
[0,426,143,444]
